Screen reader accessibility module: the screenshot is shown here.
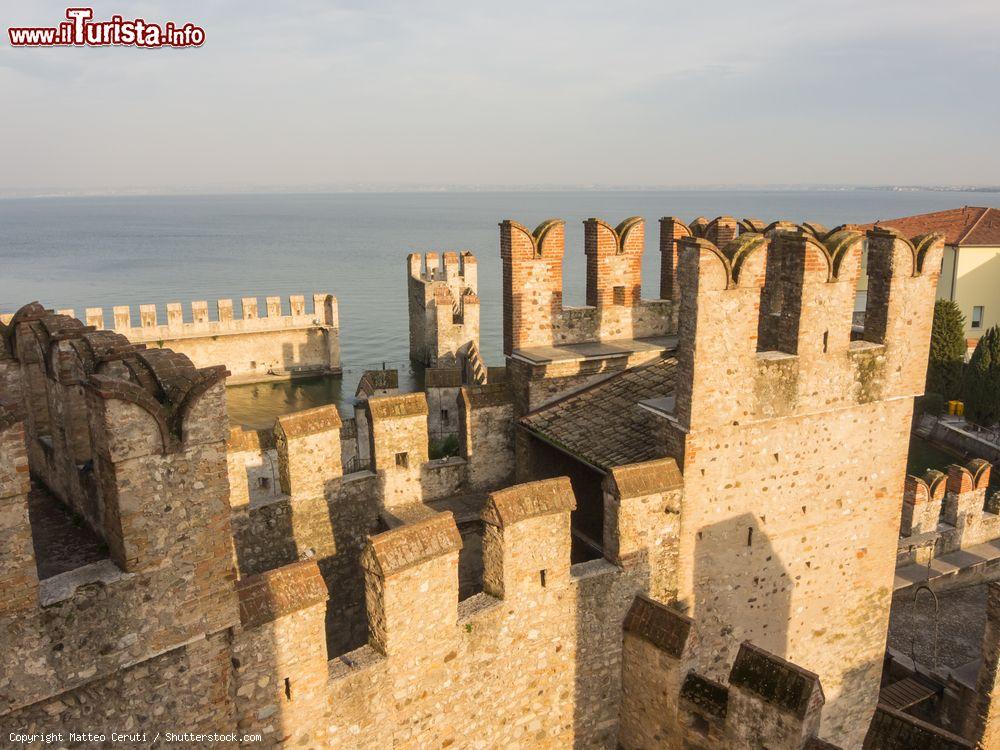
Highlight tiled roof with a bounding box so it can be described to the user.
[519,357,676,471]
[860,206,1000,246]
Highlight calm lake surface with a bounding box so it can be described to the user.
[2,189,998,427]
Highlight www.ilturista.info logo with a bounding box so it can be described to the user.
[8,8,205,48]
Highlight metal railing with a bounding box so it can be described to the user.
[344,456,372,475]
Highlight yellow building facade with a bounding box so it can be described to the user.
[861,206,1000,351]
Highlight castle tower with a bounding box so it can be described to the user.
[407,251,479,367]
[664,225,944,748]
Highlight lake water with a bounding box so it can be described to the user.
[2,189,997,427]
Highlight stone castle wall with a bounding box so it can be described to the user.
[1,317,688,747]
[309,470,683,749]
[620,596,829,750]
[0,307,240,738]
[1,211,983,750]
[225,384,516,656]
[11,293,342,384]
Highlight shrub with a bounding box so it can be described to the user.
[429,434,460,459]
[918,392,947,416]
[926,299,966,401]
[965,325,1000,427]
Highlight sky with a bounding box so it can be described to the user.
[1,0,999,195]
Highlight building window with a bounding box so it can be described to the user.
[972,306,984,329]
[395,452,409,468]
[441,409,449,423]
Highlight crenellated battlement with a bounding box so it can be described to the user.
[48,293,341,384]
[500,216,674,356]
[899,457,999,568]
[620,594,834,749]
[0,209,969,748]
[68,292,338,334]
[407,250,477,285]
[618,214,949,746]
[584,216,645,307]
[0,304,239,720]
[227,382,516,521]
[900,468,947,537]
[666,224,943,437]
[658,215,863,304]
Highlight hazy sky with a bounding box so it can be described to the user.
[2,0,999,194]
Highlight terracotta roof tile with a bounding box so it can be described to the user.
[519,357,676,471]
[859,206,1000,246]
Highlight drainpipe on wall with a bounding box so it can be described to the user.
[951,245,959,302]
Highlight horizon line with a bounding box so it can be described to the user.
[2,183,1000,201]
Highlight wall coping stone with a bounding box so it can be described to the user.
[623,594,693,658]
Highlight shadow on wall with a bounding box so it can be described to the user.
[572,531,653,748]
[323,472,388,657]
[516,432,606,561]
[691,514,791,686]
[231,470,389,659]
[691,512,884,746]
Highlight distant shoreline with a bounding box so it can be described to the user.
[1,185,999,201]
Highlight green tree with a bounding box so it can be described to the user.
[965,325,1000,427]
[926,299,967,401]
